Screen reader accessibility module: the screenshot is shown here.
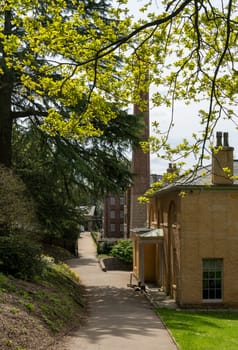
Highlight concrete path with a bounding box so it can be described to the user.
[60,232,178,350]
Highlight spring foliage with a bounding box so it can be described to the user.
[1,1,238,184]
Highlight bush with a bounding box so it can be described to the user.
[97,240,114,255]
[0,235,45,280]
[91,231,98,244]
[0,165,38,236]
[111,240,133,264]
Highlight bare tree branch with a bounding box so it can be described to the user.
[201,0,233,160]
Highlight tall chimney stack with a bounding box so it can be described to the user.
[212,132,234,185]
[130,89,150,230]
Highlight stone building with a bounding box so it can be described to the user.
[132,132,238,308]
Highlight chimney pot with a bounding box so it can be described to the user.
[167,163,173,173]
[223,132,229,147]
[216,131,222,146]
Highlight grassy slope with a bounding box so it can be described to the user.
[0,253,86,350]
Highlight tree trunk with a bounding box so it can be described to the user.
[0,9,13,168]
[0,89,13,167]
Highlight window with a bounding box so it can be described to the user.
[203,258,223,301]
[110,197,115,205]
[110,210,115,219]
[110,224,115,232]
[120,196,124,205]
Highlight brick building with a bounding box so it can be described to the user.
[132,132,238,308]
[103,194,125,238]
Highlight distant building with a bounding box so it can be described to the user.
[102,174,162,239]
[102,194,125,238]
[79,206,99,232]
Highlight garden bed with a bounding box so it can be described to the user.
[101,257,132,271]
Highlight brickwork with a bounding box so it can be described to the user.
[103,194,125,238]
[130,91,150,229]
[148,187,238,307]
[146,134,238,307]
[180,190,238,306]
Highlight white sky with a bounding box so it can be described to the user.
[126,0,238,174]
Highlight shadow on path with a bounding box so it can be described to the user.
[60,233,178,350]
[65,285,170,350]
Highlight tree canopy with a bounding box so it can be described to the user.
[1,0,238,177]
[0,0,126,166]
[1,0,144,244]
[12,108,141,242]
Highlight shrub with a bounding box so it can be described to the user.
[111,240,133,264]
[0,165,38,236]
[91,231,98,244]
[0,234,45,280]
[97,240,114,255]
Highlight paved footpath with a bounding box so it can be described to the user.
[60,232,178,350]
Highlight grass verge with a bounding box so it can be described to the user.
[157,308,238,350]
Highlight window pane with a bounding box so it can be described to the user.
[110,197,115,205]
[203,280,209,288]
[208,271,215,279]
[110,210,115,219]
[208,280,215,288]
[209,289,215,299]
[215,280,221,288]
[120,196,124,205]
[203,260,210,269]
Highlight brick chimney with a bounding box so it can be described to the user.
[166,163,178,175]
[130,89,150,230]
[212,131,234,185]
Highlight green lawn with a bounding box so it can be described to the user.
[157,308,238,350]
